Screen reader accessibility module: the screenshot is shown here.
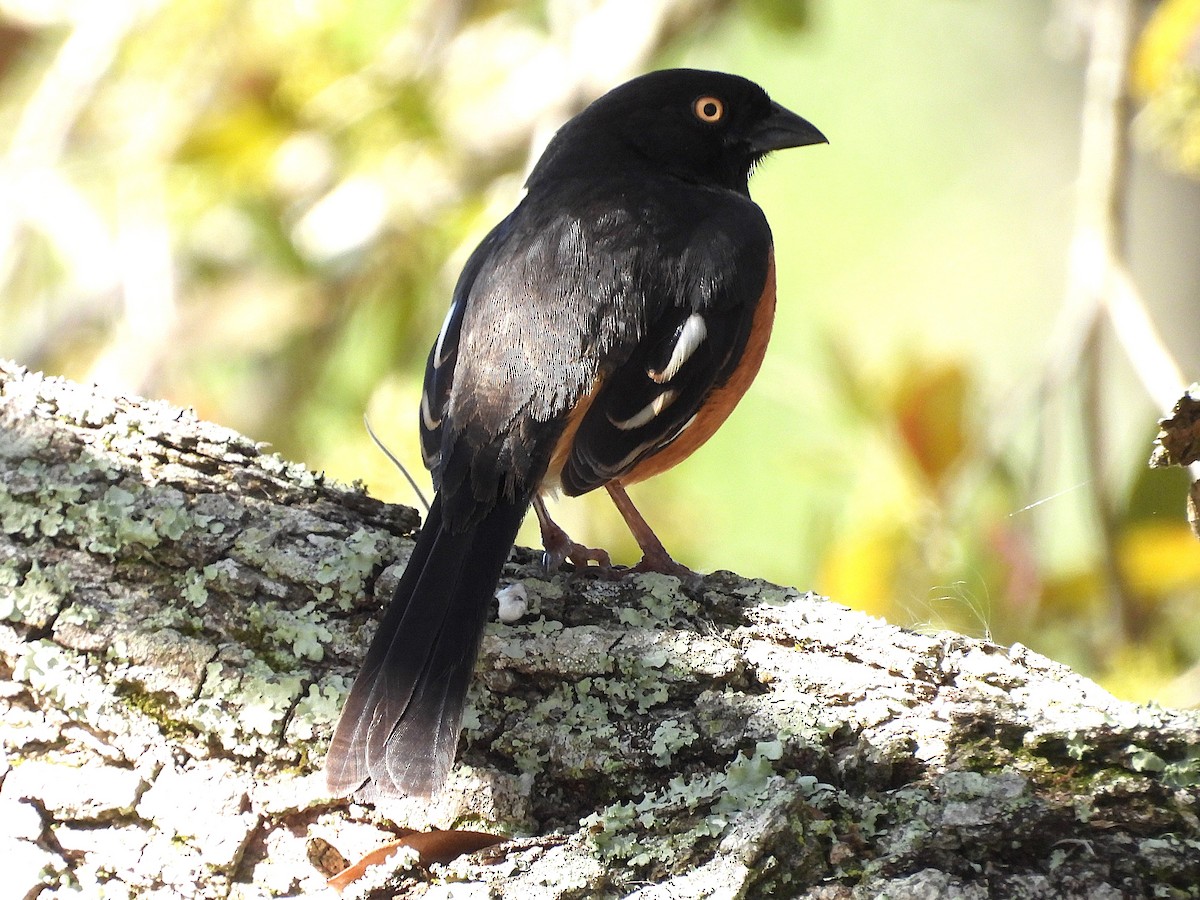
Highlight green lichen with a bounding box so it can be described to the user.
[584,740,800,872]
[613,648,671,714]
[518,576,563,608]
[0,561,69,625]
[147,603,206,636]
[0,459,75,538]
[732,580,800,607]
[81,485,157,553]
[616,574,700,628]
[178,566,215,609]
[2,453,216,562]
[522,615,564,636]
[487,616,565,663]
[1162,745,1200,789]
[241,600,333,666]
[526,681,618,777]
[1,493,44,537]
[480,620,706,786]
[56,598,100,627]
[568,669,667,721]
[188,652,304,751]
[260,453,320,488]
[289,679,348,741]
[12,640,90,714]
[0,563,19,611]
[1065,731,1091,761]
[313,527,391,610]
[650,718,699,766]
[1129,746,1168,774]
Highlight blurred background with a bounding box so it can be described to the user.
[1,0,1198,704]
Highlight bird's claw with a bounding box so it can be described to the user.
[542,540,613,575]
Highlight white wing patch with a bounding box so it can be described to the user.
[605,412,699,476]
[420,388,441,431]
[649,313,707,384]
[608,389,678,431]
[432,299,460,368]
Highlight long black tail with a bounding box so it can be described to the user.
[325,493,526,799]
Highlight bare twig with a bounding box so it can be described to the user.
[1075,0,1138,640]
[0,4,137,294]
[1106,264,1187,414]
[364,414,431,514]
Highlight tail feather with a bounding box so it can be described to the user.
[325,494,527,798]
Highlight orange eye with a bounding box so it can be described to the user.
[692,95,725,123]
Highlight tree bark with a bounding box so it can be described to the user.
[2,358,1198,900]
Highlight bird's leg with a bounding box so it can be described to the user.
[531,495,612,574]
[605,482,700,584]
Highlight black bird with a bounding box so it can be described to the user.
[326,68,826,799]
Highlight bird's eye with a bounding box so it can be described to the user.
[692,95,725,123]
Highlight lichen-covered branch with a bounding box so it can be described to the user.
[2,359,1199,899]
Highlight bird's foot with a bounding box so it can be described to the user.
[534,499,613,575]
[626,547,703,588]
[542,536,613,575]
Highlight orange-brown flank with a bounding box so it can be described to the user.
[541,249,776,494]
[619,250,775,485]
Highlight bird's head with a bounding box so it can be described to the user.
[528,68,826,194]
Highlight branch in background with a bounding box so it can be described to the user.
[1061,0,1139,641]
[0,3,136,306]
[968,4,1195,632]
[1012,0,1199,639]
[1106,263,1188,414]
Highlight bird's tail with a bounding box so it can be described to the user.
[325,493,526,799]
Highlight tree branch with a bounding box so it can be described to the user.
[2,359,1198,898]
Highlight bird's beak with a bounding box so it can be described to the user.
[749,101,827,153]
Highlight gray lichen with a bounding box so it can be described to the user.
[2,359,1199,900]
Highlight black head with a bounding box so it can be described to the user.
[526,68,825,194]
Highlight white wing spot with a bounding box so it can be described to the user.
[666,414,698,445]
[606,412,699,475]
[420,389,441,431]
[608,389,678,431]
[609,436,662,475]
[649,313,707,384]
[433,299,460,368]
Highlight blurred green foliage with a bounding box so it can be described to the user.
[1134,0,1200,173]
[1,0,1197,706]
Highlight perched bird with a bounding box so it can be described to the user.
[326,68,826,799]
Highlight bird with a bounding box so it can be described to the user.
[325,68,826,800]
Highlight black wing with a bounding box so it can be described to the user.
[560,197,773,495]
[419,219,513,478]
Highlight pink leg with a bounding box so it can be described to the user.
[605,482,700,583]
[531,495,612,574]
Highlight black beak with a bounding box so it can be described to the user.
[749,101,827,154]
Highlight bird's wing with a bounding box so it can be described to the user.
[559,196,773,495]
[419,218,513,478]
